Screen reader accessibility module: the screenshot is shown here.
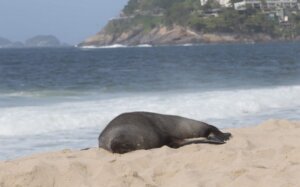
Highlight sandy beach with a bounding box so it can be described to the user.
[0,119,300,187]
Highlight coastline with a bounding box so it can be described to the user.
[78,35,300,49]
[78,40,300,50]
[78,24,300,48]
[1,119,300,187]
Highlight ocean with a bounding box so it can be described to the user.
[1,43,300,160]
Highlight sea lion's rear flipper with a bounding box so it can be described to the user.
[168,138,225,148]
[179,139,225,147]
[209,126,232,142]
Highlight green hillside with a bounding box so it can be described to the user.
[107,0,300,38]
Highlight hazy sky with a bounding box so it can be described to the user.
[0,0,128,44]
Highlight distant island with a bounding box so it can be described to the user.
[0,35,68,48]
[25,35,61,47]
[0,37,24,48]
[78,0,300,47]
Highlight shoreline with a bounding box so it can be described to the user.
[1,119,300,186]
[78,39,300,49]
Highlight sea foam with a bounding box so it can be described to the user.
[136,44,152,47]
[79,44,153,49]
[80,44,127,49]
[0,85,300,136]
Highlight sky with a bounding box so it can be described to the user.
[0,0,128,45]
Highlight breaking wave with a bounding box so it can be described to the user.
[1,85,300,136]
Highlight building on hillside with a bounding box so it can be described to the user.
[234,0,299,22]
[219,0,232,7]
[234,0,298,10]
[200,0,231,7]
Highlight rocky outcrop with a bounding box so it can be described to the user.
[78,24,274,47]
[201,33,273,43]
[79,25,201,46]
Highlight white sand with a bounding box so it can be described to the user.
[1,119,300,187]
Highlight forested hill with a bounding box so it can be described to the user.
[78,0,300,47]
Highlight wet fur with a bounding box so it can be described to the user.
[98,112,231,154]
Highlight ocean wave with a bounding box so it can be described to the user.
[79,44,153,49]
[1,85,300,136]
[136,44,152,47]
[80,44,127,49]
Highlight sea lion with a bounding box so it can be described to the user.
[98,112,231,154]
